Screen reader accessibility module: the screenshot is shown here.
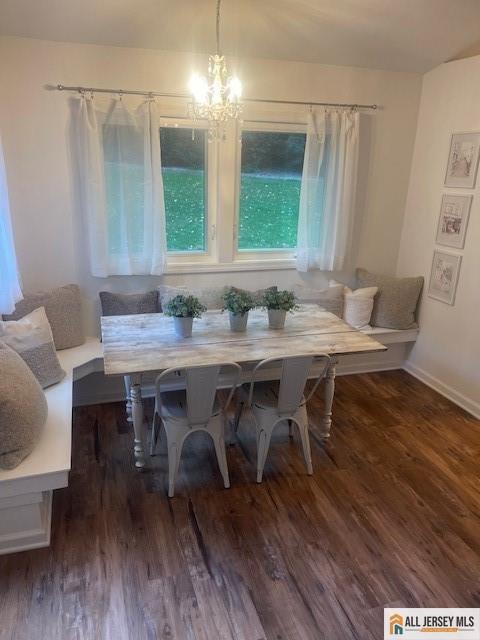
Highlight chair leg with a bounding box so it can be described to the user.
[288,419,294,438]
[298,421,313,475]
[256,428,272,483]
[210,416,230,489]
[150,412,161,456]
[167,441,180,498]
[212,433,230,489]
[164,423,188,498]
[233,401,244,433]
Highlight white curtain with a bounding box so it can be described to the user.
[74,96,167,276]
[296,109,359,272]
[0,135,22,314]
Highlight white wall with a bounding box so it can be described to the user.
[0,36,422,335]
[397,55,480,417]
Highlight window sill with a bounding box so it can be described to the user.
[166,258,297,274]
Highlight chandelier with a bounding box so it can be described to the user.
[188,0,242,134]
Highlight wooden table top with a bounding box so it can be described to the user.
[101,305,387,375]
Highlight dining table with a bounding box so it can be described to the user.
[101,304,386,469]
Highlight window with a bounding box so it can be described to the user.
[160,127,207,253]
[237,130,306,252]
[99,110,307,273]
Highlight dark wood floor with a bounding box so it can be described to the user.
[1,370,480,640]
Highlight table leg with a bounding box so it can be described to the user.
[124,375,132,423]
[130,374,146,469]
[320,357,338,439]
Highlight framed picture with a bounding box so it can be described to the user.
[444,131,480,188]
[428,250,462,305]
[435,194,472,249]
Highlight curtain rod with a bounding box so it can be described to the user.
[51,84,378,110]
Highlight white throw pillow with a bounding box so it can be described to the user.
[343,286,378,329]
[0,307,65,388]
[294,280,344,317]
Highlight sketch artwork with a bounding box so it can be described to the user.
[436,194,472,249]
[445,132,480,188]
[428,250,462,305]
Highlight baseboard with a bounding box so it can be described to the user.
[336,360,403,375]
[403,362,480,420]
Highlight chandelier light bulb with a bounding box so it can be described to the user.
[228,76,242,102]
[189,73,208,104]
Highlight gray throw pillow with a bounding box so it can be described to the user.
[294,281,344,317]
[356,268,424,330]
[100,290,159,316]
[0,341,48,470]
[0,307,66,388]
[158,285,227,311]
[230,286,278,305]
[3,284,84,350]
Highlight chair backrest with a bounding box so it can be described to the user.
[248,354,330,415]
[155,362,242,426]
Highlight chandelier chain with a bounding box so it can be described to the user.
[216,0,221,55]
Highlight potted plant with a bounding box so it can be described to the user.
[222,288,256,332]
[262,289,299,329]
[163,294,206,338]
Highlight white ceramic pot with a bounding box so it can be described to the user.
[268,308,287,329]
[173,316,193,338]
[229,311,249,332]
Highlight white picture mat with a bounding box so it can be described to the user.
[444,131,480,188]
[435,193,472,249]
[428,250,462,305]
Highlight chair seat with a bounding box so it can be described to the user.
[159,389,221,421]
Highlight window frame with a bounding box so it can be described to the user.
[160,117,219,266]
[233,120,306,263]
[163,115,307,274]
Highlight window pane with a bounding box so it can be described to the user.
[160,127,206,252]
[238,131,306,250]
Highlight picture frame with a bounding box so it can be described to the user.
[435,194,472,249]
[444,131,480,188]
[428,250,462,306]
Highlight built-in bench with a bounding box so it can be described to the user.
[0,338,102,554]
[0,325,418,555]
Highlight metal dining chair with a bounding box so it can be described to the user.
[150,362,242,497]
[234,354,331,482]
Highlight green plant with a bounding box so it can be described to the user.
[164,294,206,318]
[222,288,256,315]
[262,289,299,312]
